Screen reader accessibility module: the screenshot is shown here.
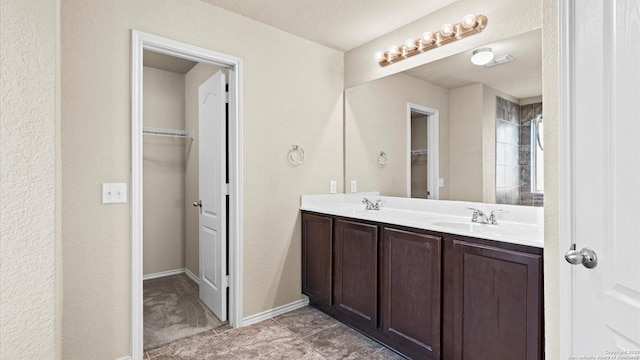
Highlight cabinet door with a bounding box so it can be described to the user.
[382,227,441,359]
[334,219,378,329]
[451,239,543,360]
[301,213,333,307]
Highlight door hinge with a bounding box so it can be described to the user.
[225,92,229,103]
[224,183,230,195]
[223,275,230,288]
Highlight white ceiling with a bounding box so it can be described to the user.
[404,29,542,99]
[201,0,458,51]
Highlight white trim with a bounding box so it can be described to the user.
[184,268,199,284]
[142,268,185,281]
[242,298,310,327]
[131,30,244,360]
[115,357,132,360]
[406,103,439,200]
[558,0,575,358]
[141,268,199,285]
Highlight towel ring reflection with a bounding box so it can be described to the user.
[378,151,388,168]
[288,145,305,166]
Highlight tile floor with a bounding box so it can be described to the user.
[144,306,407,359]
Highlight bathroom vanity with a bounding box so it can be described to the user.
[300,195,543,360]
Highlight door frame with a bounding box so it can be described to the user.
[558,0,575,357]
[406,103,439,199]
[131,30,244,359]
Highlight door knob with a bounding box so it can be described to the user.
[564,244,598,269]
[193,200,202,207]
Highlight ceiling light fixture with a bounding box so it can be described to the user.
[375,14,488,67]
[470,48,494,65]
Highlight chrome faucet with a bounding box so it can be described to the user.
[362,198,382,211]
[467,207,502,225]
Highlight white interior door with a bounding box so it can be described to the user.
[563,0,640,355]
[198,70,227,321]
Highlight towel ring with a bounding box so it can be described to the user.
[288,145,305,166]
[378,151,388,168]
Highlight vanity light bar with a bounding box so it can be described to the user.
[375,14,488,67]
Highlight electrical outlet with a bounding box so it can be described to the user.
[329,180,337,194]
[102,183,127,204]
[350,180,357,193]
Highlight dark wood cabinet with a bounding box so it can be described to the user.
[301,211,544,360]
[301,213,333,309]
[444,238,543,360]
[382,227,442,360]
[334,219,379,329]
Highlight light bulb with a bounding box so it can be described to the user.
[388,46,399,56]
[375,51,385,61]
[421,32,434,45]
[404,39,416,50]
[462,14,477,29]
[470,48,494,65]
[440,23,454,37]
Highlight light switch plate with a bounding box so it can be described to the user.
[438,178,445,188]
[350,180,357,193]
[102,183,127,204]
[329,180,337,194]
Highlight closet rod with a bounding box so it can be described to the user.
[142,127,193,139]
[411,149,428,156]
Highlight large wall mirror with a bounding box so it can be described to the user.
[345,28,543,207]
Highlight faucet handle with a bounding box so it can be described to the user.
[489,209,503,225]
[466,207,481,221]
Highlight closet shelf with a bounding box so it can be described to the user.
[411,149,428,156]
[143,127,193,139]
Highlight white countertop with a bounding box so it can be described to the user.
[300,194,544,249]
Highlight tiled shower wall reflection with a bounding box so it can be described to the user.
[519,102,544,207]
[496,97,521,205]
[495,97,544,207]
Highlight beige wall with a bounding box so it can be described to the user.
[61,0,343,358]
[344,0,542,88]
[184,62,223,277]
[0,0,60,358]
[542,0,559,356]
[447,83,521,203]
[345,73,449,198]
[143,67,186,275]
[448,84,484,202]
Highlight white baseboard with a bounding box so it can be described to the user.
[242,297,309,327]
[143,268,199,283]
[184,268,199,284]
[115,356,131,360]
[143,268,185,280]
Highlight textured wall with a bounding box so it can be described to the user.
[344,73,450,198]
[143,67,186,275]
[0,0,60,358]
[60,0,343,358]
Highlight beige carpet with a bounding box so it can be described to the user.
[144,273,225,350]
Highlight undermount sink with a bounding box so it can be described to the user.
[426,219,530,238]
[429,220,482,232]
